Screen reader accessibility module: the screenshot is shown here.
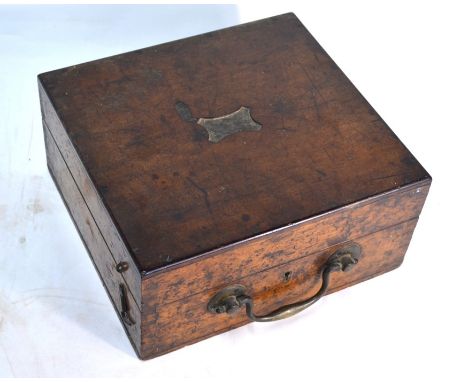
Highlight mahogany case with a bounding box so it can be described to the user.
[38,13,431,359]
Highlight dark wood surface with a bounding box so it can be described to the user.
[43,124,141,354]
[39,81,142,306]
[39,13,432,359]
[38,13,430,272]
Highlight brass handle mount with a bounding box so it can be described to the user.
[207,243,361,322]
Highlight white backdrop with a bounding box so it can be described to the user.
[1,2,467,379]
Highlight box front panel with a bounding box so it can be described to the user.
[140,217,419,358]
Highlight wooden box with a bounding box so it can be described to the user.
[38,13,431,359]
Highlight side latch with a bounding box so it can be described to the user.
[119,283,135,326]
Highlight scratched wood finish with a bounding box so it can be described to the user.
[38,13,430,272]
[39,13,432,360]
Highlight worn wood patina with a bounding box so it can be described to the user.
[39,13,431,359]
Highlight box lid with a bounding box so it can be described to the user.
[39,13,430,273]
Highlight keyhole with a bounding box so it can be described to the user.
[283,271,292,282]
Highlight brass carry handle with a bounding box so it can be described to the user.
[207,243,361,322]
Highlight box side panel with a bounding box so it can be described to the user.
[44,123,142,356]
[39,80,142,306]
[140,217,418,358]
[142,181,430,308]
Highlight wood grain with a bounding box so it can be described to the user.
[140,218,418,358]
[141,182,429,307]
[44,124,141,355]
[39,81,142,306]
[39,13,432,359]
[38,13,430,272]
